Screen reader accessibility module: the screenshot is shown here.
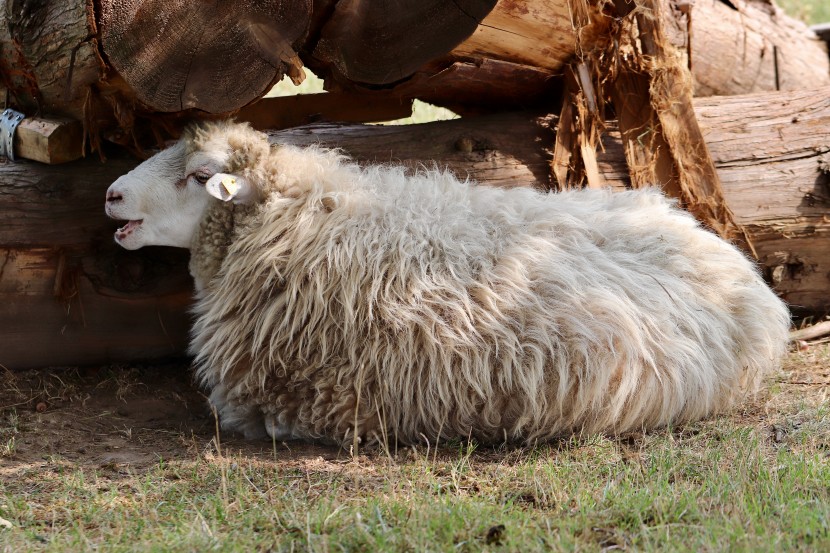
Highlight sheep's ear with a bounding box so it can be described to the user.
[205,173,255,204]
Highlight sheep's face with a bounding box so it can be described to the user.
[105,125,260,250]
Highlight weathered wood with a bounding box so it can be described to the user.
[99,0,310,113]
[266,112,555,189]
[3,0,827,146]
[0,112,553,370]
[12,117,84,164]
[2,87,829,369]
[236,93,412,130]
[598,87,830,314]
[0,0,102,120]
[612,0,746,247]
[813,23,830,45]
[790,321,830,342]
[313,0,496,85]
[394,59,561,115]
[0,154,192,370]
[693,88,830,315]
[661,0,830,96]
[446,0,578,73]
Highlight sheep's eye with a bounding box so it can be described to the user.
[193,173,211,185]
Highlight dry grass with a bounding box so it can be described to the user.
[1,345,828,552]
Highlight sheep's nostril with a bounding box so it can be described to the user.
[106,190,123,203]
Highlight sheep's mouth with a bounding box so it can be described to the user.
[116,219,143,235]
[117,219,143,233]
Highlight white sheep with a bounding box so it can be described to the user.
[105,121,790,445]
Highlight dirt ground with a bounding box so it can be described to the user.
[2,346,829,474]
[0,363,342,473]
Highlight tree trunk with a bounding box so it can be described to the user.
[597,87,830,315]
[0,154,193,370]
[0,0,102,121]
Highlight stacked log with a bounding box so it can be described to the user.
[1,0,827,148]
[1,0,830,368]
[3,84,829,368]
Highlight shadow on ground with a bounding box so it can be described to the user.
[0,364,341,473]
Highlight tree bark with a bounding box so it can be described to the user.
[596,87,830,315]
[0,0,102,121]
[0,154,192,370]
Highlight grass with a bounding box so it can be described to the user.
[778,0,830,25]
[1,345,829,552]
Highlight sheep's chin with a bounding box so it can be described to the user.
[114,219,145,250]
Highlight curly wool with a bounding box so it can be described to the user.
[186,123,790,445]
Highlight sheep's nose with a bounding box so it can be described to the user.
[106,190,123,203]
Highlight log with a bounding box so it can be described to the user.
[595,87,830,314]
[610,0,746,247]
[693,88,830,316]
[98,0,311,113]
[0,154,192,370]
[2,0,827,148]
[813,23,830,46]
[0,1,102,121]
[661,0,830,96]
[2,87,829,368]
[0,112,554,370]
[789,321,830,342]
[265,113,555,189]
[312,0,497,85]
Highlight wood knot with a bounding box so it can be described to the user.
[455,137,475,153]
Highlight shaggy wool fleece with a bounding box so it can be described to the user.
[185,123,790,445]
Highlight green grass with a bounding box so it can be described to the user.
[778,0,830,25]
[1,345,829,552]
[2,424,828,551]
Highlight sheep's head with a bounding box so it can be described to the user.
[105,122,270,250]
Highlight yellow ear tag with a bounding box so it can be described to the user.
[221,176,239,196]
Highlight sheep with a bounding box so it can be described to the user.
[105,121,791,445]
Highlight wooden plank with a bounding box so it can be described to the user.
[13,117,84,164]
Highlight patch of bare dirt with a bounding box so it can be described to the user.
[0,364,340,475]
[1,344,828,476]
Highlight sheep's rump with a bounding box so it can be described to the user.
[191,161,789,444]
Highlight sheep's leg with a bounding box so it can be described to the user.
[264,413,299,441]
[208,384,268,439]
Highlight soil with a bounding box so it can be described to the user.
[1,346,828,474]
[0,363,341,473]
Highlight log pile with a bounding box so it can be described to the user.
[1,0,827,147]
[1,0,829,368]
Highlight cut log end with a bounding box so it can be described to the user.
[99,0,311,113]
